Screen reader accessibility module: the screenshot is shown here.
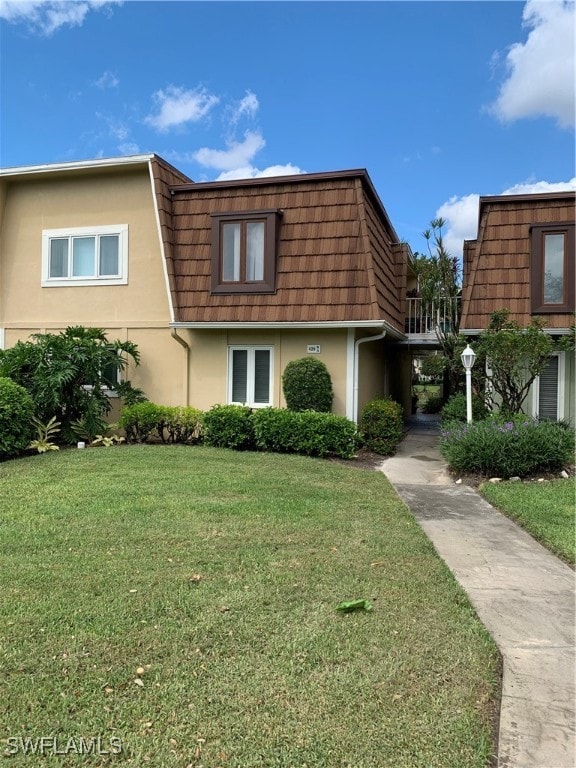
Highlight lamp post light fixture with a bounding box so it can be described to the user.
[461,344,477,423]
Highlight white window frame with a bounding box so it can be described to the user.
[227,346,274,408]
[532,351,565,421]
[42,225,128,287]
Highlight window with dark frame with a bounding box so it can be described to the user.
[531,223,575,313]
[211,210,281,294]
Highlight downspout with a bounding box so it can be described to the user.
[353,331,386,423]
[171,328,190,406]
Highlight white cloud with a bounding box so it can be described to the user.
[0,1,122,36]
[436,194,481,259]
[489,0,575,128]
[500,177,576,195]
[216,163,304,181]
[229,91,259,124]
[437,177,576,257]
[194,130,266,171]
[94,70,119,89]
[145,86,219,132]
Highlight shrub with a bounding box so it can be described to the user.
[203,405,256,451]
[161,407,203,444]
[120,403,204,444]
[0,326,141,443]
[282,358,334,412]
[422,394,444,414]
[0,377,35,459]
[120,402,165,443]
[440,393,489,423]
[253,408,358,459]
[440,416,575,478]
[358,398,404,455]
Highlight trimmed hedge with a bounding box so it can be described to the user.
[0,377,35,460]
[358,398,404,455]
[282,358,334,412]
[252,408,357,459]
[203,405,256,451]
[120,403,203,444]
[440,415,575,478]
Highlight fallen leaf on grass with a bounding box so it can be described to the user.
[134,678,144,687]
[336,599,373,613]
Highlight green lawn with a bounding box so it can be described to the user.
[0,446,500,767]
[480,478,575,567]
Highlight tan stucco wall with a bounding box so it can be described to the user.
[0,168,170,327]
[185,329,350,414]
[357,337,388,416]
[0,167,181,409]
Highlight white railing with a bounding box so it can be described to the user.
[405,297,461,337]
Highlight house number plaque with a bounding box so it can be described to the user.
[307,345,321,354]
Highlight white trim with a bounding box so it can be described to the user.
[345,329,355,421]
[0,328,4,350]
[532,351,565,420]
[0,154,155,178]
[171,320,392,331]
[227,345,274,408]
[148,160,175,324]
[41,225,128,287]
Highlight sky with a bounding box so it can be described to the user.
[0,0,574,259]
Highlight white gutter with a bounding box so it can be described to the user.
[0,154,155,177]
[352,330,387,423]
[170,320,398,331]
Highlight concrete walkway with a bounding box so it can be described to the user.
[379,421,576,768]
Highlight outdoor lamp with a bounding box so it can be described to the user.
[461,344,476,423]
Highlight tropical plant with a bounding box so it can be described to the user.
[28,416,61,453]
[0,326,141,443]
[412,218,463,397]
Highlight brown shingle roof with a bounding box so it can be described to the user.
[461,191,575,330]
[168,170,409,330]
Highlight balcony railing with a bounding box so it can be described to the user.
[404,297,461,337]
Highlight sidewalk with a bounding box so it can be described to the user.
[379,424,576,768]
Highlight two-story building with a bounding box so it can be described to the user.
[0,155,415,421]
[461,190,575,423]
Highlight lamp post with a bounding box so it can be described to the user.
[461,344,477,423]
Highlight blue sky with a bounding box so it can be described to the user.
[1,0,574,257]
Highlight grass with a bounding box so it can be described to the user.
[480,478,575,567]
[0,446,500,767]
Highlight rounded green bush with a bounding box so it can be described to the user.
[440,392,488,423]
[282,358,334,413]
[358,397,404,455]
[0,377,35,459]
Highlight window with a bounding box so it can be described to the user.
[531,224,575,313]
[532,352,565,422]
[211,210,281,294]
[228,347,273,407]
[42,225,128,287]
